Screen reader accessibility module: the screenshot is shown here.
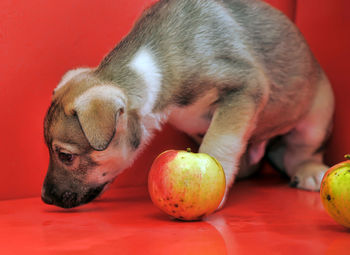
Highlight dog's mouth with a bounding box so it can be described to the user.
[42,182,109,209]
[80,182,109,206]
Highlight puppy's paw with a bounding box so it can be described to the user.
[216,190,229,211]
[289,162,328,191]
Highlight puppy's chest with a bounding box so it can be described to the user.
[167,89,218,136]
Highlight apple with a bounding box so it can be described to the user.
[148,148,226,221]
[320,155,350,228]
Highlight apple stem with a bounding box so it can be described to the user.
[345,154,350,160]
[186,148,192,153]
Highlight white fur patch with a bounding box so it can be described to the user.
[74,85,127,111]
[129,47,162,115]
[55,68,91,92]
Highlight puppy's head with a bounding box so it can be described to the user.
[42,69,140,208]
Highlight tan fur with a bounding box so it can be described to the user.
[73,85,127,151]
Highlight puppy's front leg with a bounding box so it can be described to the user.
[199,92,260,208]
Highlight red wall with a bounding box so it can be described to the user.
[0,0,349,200]
[295,0,350,164]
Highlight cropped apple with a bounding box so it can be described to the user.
[320,155,350,228]
[148,148,226,221]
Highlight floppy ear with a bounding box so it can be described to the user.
[73,86,126,151]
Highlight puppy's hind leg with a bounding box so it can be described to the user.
[281,73,334,191]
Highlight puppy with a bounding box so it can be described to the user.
[42,0,334,208]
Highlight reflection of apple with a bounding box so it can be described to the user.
[320,155,350,228]
[148,148,226,221]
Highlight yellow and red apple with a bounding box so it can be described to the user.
[320,155,350,228]
[148,148,226,221]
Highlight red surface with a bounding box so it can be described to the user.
[1,167,350,255]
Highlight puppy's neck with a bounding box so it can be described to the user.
[96,45,164,113]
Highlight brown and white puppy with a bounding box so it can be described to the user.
[42,0,334,208]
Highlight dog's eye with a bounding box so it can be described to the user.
[58,151,74,164]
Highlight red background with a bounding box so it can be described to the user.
[0,0,349,200]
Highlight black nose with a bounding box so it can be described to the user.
[60,191,78,208]
[42,189,78,208]
[41,182,56,205]
[41,193,54,205]
[42,182,79,208]
[41,182,108,209]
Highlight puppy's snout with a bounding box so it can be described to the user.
[61,191,78,207]
[41,190,54,205]
[41,182,55,205]
[81,183,107,204]
[42,179,79,208]
[42,188,79,209]
[41,182,108,208]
